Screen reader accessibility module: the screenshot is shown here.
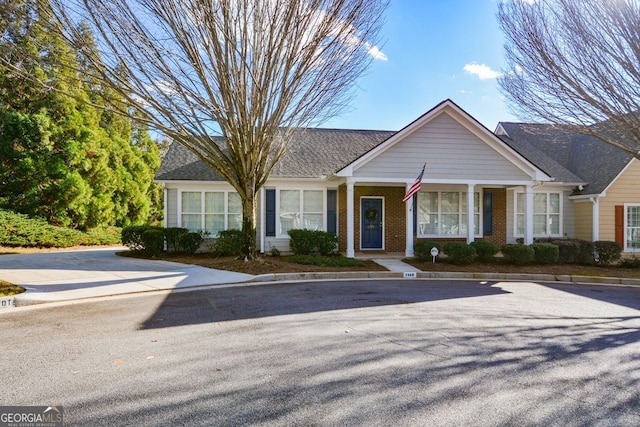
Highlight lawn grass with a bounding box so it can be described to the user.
[0,280,25,297]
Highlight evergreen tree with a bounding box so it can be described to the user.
[0,0,162,229]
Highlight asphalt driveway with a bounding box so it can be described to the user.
[2,279,639,426]
[0,247,253,304]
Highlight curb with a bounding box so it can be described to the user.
[7,270,640,310]
[248,271,640,287]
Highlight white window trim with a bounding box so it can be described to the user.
[178,189,240,235]
[624,203,640,253]
[416,190,482,238]
[276,188,327,238]
[513,190,563,238]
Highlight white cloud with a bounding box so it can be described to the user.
[367,44,388,61]
[463,63,503,80]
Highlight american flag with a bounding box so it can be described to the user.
[403,163,426,202]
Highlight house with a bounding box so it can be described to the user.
[155,99,640,256]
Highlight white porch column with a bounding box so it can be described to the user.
[405,183,414,257]
[591,197,600,241]
[346,179,355,258]
[524,184,534,245]
[467,184,475,244]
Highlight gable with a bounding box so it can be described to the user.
[352,109,538,182]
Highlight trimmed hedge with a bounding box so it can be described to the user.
[594,241,622,266]
[141,229,164,256]
[288,229,337,255]
[122,225,163,251]
[414,240,442,261]
[531,243,559,264]
[211,229,243,256]
[164,227,188,252]
[179,232,204,254]
[470,241,498,262]
[443,242,477,265]
[502,244,534,265]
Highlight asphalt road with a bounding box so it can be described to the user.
[2,279,640,426]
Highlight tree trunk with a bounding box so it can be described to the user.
[240,189,258,260]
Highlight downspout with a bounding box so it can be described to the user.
[590,196,599,241]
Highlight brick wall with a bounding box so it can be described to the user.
[337,185,407,253]
[483,188,507,247]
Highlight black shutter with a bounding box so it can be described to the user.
[483,192,493,236]
[327,189,337,235]
[265,189,276,237]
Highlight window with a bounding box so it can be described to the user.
[626,205,640,252]
[417,191,480,237]
[180,191,241,235]
[516,192,561,236]
[278,189,324,236]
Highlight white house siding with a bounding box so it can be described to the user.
[599,159,640,246]
[354,113,532,182]
[166,187,178,228]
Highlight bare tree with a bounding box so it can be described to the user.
[4,0,387,259]
[498,0,640,158]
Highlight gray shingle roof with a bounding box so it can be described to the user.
[155,128,395,181]
[498,122,633,194]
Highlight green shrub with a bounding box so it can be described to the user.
[0,209,120,247]
[594,241,622,266]
[619,256,640,269]
[315,232,338,256]
[287,254,365,267]
[531,243,559,264]
[414,240,441,261]
[576,240,597,265]
[443,242,477,265]
[269,245,281,257]
[502,244,534,265]
[122,225,161,251]
[287,229,337,255]
[288,229,317,255]
[141,229,164,256]
[164,227,188,252]
[179,232,204,255]
[211,229,243,256]
[552,239,579,264]
[470,241,498,262]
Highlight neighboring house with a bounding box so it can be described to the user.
[155,99,640,256]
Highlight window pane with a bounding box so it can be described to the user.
[516,193,524,214]
[534,193,547,214]
[205,192,224,213]
[533,214,546,234]
[441,193,459,213]
[303,190,323,213]
[182,192,201,213]
[280,190,300,234]
[628,206,640,250]
[474,192,480,214]
[182,214,201,231]
[516,214,524,235]
[549,214,560,235]
[303,213,323,230]
[205,213,225,235]
[474,213,480,235]
[417,192,438,235]
[441,214,460,235]
[228,192,241,214]
[549,193,560,214]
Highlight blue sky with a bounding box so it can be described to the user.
[323,0,518,132]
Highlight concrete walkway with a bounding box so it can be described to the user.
[0,247,253,305]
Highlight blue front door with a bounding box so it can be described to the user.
[361,198,383,249]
